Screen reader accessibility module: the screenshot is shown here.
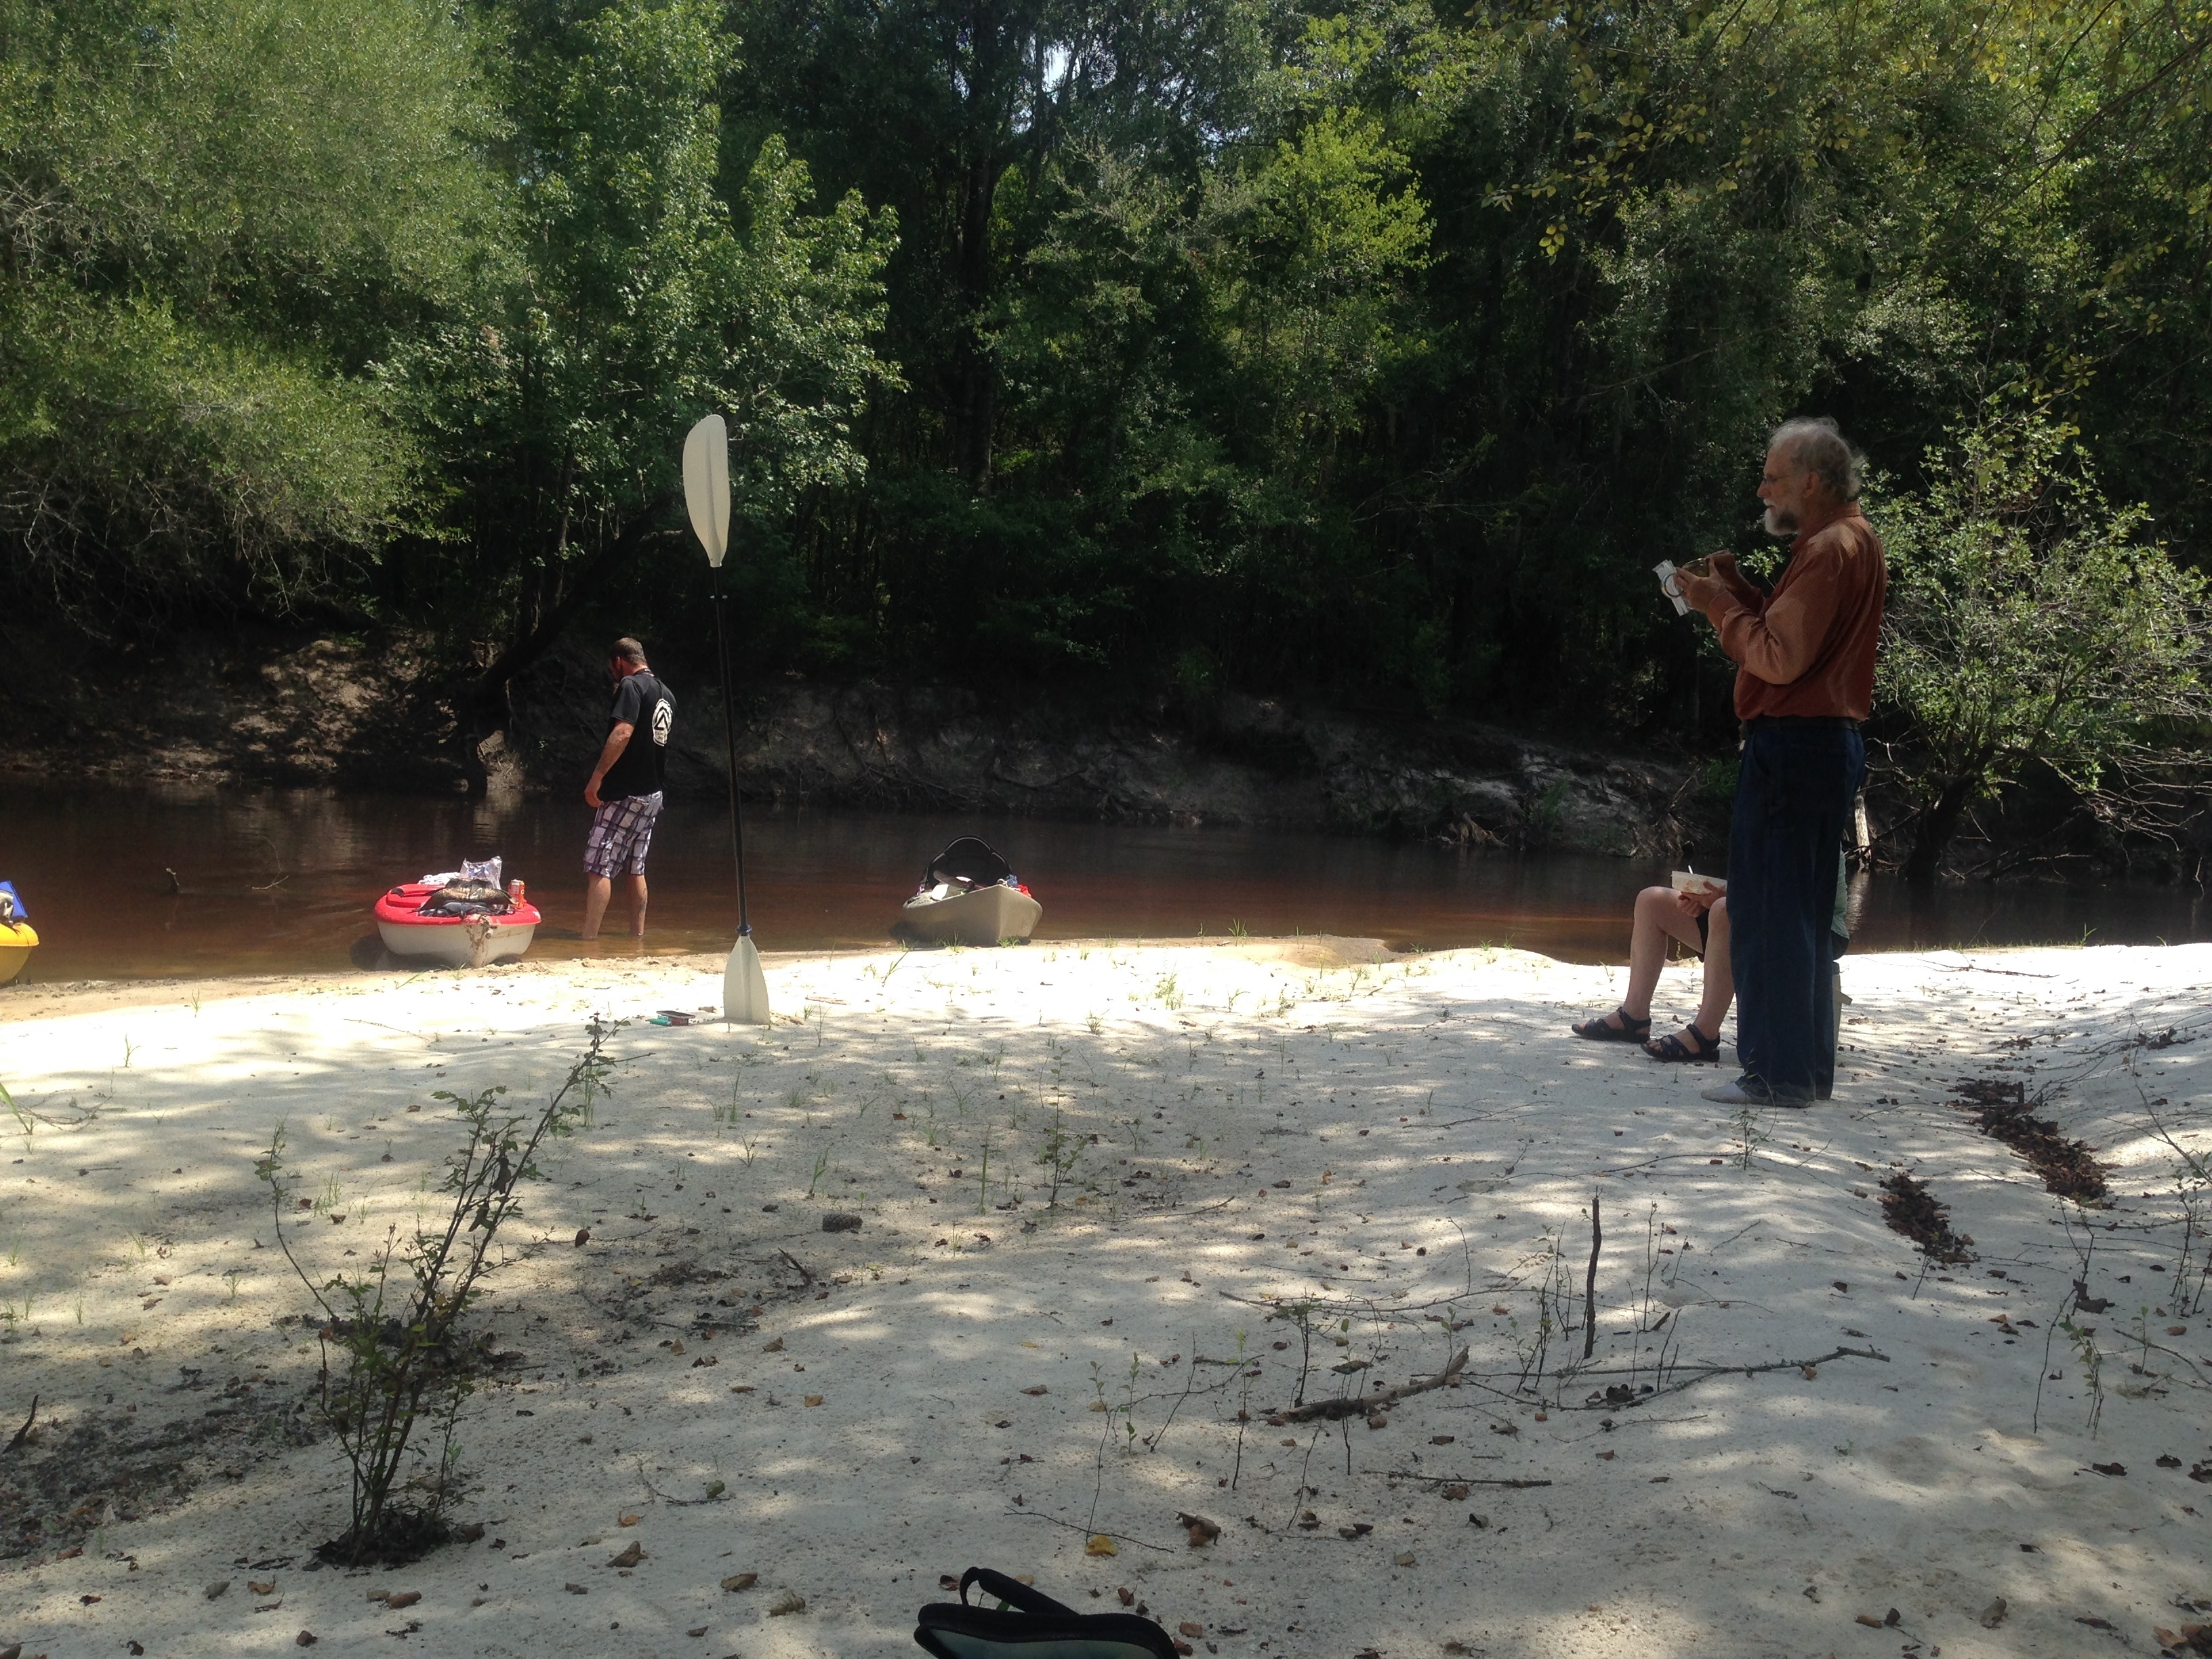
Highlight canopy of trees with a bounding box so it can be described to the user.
[4,0,2209,857]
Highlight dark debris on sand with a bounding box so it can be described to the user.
[1954,1078,2110,1206]
[1,1395,320,1561]
[1879,1172,1975,1263]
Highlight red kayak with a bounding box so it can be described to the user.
[374,883,541,968]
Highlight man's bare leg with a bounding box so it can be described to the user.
[582,875,612,941]
[623,874,648,937]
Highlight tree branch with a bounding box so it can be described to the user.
[466,491,675,737]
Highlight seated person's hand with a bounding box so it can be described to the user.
[1673,888,1713,919]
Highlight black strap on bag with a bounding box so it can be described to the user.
[915,1568,1180,1659]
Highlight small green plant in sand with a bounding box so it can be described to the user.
[806,1144,833,1199]
[1037,1113,1083,1207]
[1733,1103,1767,1170]
[713,1083,743,1137]
[260,1018,612,1565]
[2064,1315,2106,1435]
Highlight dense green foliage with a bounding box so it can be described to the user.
[0,0,494,623]
[1879,404,2211,877]
[3,0,2209,846]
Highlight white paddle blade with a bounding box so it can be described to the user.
[724,936,770,1024]
[682,413,731,568]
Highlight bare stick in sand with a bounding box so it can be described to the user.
[1273,1349,1469,1422]
[1583,1191,1602,1361]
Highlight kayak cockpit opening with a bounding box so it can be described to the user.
[897,837,1042,946]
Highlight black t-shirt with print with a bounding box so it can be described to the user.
[600,672,675,800]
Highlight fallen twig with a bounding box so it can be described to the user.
[4,1395,35,1454]
[1557,1345,1890,1409]
[1380,1460,1504,1483]
[777,1249,815,1286]
[1011,1510,1172,1551]
[1271,1349,1467,1422]
[634,1455,720,1506]
[1217,1288,1511,1319]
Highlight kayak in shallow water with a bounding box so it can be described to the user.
[0,881,35,985]
[374,882,541,968]
[894,837,1041,947]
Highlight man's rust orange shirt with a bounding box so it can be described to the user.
[1697,501,1887,722]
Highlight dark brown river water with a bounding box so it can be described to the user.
[3,785,2209,983]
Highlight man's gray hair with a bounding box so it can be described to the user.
[1768,417,1864,501]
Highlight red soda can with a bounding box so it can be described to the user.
[508,878,525,903]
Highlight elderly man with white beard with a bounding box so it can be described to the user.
[1672,418,1885,1107]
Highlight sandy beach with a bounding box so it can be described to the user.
[1,937,2207,1659]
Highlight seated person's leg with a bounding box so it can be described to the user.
[1643,895,1729,1062]
[1815,926,1847,1099]
[1574,887,1702,1040]
[1694,897,1732,1038]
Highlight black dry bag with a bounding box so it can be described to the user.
[915,1568,1180,1659]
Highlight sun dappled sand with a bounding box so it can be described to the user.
[1,937,2208,1658]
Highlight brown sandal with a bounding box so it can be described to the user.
[1643,1025,1721,1063]
[1572,1006,1652,1043]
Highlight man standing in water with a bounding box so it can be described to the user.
[581,636,676,941]
[1672,418,1883,1107]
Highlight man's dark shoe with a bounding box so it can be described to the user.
[1700,1075,1813,1109]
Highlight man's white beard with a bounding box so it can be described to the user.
[1763,505,1799,537]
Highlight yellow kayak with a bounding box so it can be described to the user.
[0,918,34,987]
[0,881,33,985]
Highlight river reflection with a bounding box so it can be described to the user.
[3,784,2208,983]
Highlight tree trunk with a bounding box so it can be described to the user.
[1903,775,1977,884]
[952,0,1004,492]
[458,493,673,789]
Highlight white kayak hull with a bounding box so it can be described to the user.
[897,884,1042,947]
[377,918,536,968]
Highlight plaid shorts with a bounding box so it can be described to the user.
[584,791,663,878]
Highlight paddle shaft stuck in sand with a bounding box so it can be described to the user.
[683,413,770,1024]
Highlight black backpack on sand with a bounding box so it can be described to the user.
[916,1568,1179,1659]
